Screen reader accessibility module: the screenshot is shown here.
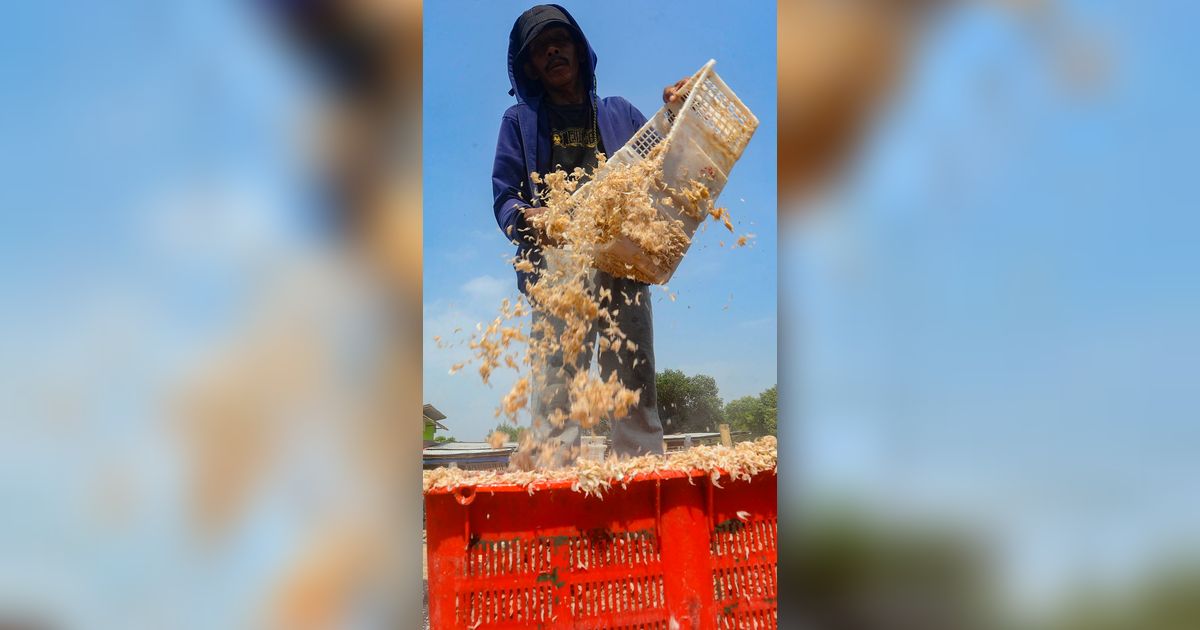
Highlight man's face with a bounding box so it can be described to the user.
[523,26,579,91]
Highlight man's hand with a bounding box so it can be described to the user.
[663,77,690,104]
[522,205,561,247]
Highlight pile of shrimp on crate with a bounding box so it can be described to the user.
[423,436,778,629]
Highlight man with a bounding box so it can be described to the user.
[492,5,686,466]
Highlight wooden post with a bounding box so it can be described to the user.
[718,424,732,447]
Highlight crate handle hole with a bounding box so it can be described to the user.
[454,486,477,506]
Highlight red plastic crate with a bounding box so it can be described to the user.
[424,468,777,629]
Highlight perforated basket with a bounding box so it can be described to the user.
[424,469,777,629]
[587,59,758,285]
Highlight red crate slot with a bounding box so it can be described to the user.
[425,468,777,629]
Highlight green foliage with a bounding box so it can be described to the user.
[725,385,777,437]
[1045,557,1200,630]
[789,505,1200,630]
[491,423,525,442]
[656,369,725,433]
[789,507,997,630]
[432,435,457,443]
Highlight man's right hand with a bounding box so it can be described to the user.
[522,206,560,246]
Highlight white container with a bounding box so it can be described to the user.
[584,59,759,285]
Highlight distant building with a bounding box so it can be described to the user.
[662,431,750,451]
[421,403,514,469]
[422,441,515,471]
[423,403,448,441]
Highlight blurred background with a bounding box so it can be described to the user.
[0,0,422,628]
[779,0,1200,628]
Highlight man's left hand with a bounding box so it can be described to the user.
[663,77,690,104]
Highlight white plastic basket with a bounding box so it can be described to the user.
[585,59,759,285]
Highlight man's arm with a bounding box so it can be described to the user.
[629,100,648,131]
[606,96,648,134]
[492,112,533,245]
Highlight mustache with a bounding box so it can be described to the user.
[545,55,569,71]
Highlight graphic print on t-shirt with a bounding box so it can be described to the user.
[546,101,604,179]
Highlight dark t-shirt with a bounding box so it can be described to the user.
[545,100,605,181]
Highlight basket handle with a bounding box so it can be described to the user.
[664,59,717,132]
[681,59,716,96]
[453,485,477,506]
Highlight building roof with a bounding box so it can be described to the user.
[423,442,515,468]
[423,403,448,430]
[423,442,514,455]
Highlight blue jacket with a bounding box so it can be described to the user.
[492,4,648,293]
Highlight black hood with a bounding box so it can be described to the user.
[507,4,597,103]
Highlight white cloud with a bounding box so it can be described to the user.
[460,274,511,305]
[423,273,527,440]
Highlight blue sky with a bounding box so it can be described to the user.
[423,0,778,440]
[787,0,1200,609]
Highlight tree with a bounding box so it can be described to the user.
[725,395,765,435]
[432,435,457,443]
[726,385,777,437]
[656,369,725,433]
[1046,555,1200,630]
[788,507,996,630]
[656,369,689,425]
[490,423,525,442]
